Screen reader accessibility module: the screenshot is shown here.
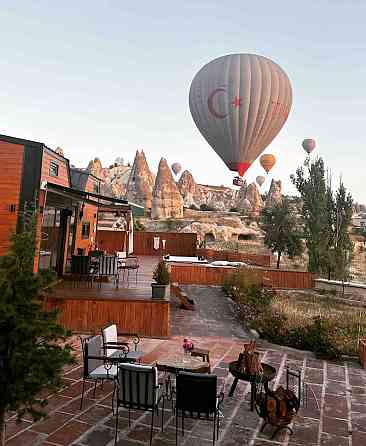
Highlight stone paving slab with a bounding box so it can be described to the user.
[5,285,366,445]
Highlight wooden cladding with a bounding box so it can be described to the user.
[45,297,170,337]
[0,141,24,256]
[196,248,271,267]
[41,151,70,187]
[97,231,127,254]
[170,264,314,289]
[133,232,197,256]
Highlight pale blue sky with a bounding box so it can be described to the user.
[1,1,366,201]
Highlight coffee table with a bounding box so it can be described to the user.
[228,361,276,411]
[156,357,210,374]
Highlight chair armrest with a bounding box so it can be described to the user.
[118,333,140,350]
[104,343,130,354]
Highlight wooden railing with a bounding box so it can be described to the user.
[170,264,314,289]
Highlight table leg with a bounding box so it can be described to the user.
[228,378,239,397]
[250,381,256,412]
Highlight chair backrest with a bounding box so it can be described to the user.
[89,250,103,258]
[116,251,127,259]
[118,363,158,409]
[71,255,90,275]
[99,256,117,276]
[102,324,118,356]
[125,257,139,268]
[176,372,217,414]
[83,335,103,376]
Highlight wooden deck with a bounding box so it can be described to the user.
[44,256,170,337]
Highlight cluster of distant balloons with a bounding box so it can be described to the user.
[186,53,316,188]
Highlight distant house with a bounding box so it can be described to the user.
[0,134,144,275]
[352,213,366,229]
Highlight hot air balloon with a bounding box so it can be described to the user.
[302,139,316,155]
[260,154,276,174]
[171,163,182,176]
[256,175,265,187]
[189,54,292,179]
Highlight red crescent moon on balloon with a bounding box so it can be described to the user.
[207,87,228,119]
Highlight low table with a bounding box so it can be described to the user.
[228,361,276,411]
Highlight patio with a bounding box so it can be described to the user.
[6,286,366,445]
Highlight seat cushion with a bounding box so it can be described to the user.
[90,364,118,379]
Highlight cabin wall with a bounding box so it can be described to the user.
[0,141,25,256]
[41,150,70,186]
[74,176,99,255]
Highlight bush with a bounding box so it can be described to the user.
[153,261,170,285]
[134,219,145,231]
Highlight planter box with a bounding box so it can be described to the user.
[151,283,170,299]
[359,338,366,369]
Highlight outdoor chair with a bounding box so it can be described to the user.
[114,363,165,446]
[71,255,96,287]
[119,256,139,285]
[102,323,144,363]
[97,255,119,287]
[80,335,123,411]
[175,371,224,446]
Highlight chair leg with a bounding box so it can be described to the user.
[150,404,155,446]
[128,407,131,427]
[80,378,86,410]
[114,406,119,445]
[213,411,217,446]
[217,410,220,440]
[182,411,184,436]
[175,408,179,446]
[161,397,165,432]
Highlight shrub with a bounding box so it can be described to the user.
[153,261,170,285]
[134,219,145,231]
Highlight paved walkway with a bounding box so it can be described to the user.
[5,286,366,445]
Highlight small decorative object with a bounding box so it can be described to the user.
[238,341,263,375]
[183,338,194,356]
[163,254,170,260]
[151,260,170,299]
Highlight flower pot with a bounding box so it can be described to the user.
[151,283,170,299]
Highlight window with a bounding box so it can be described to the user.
[49,161,59,177]
[81,222,90,239]
[93,183,99,193]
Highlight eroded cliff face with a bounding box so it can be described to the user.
[266,179,282,207]
[125,150,154,209]
[151,158,183,219]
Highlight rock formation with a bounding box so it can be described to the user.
[178,170,197,208]
[151,158,183,219]
[125,150,154,210]
[236,182,263,214]
[266,179,282,207]
[87,158,103,178]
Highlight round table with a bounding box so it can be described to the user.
[156,357,210,374]
[228,361,276,411]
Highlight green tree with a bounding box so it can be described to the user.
[261,198,304,269]
[291,157,332,273]
[0,216,73,444]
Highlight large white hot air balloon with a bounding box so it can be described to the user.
[189,54,292,178]
[171,163,182,176]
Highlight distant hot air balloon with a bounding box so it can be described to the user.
[260,154,276,174]
[171,163,182,176]
[256,175,265,187]
[189,54,292,178]
[302,139,316,155]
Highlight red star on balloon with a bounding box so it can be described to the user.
[231,96,242,108]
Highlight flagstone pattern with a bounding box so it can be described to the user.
[6,285,366,445]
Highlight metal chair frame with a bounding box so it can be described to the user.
[114,364,165,446]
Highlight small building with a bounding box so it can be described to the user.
[0,134,144,275]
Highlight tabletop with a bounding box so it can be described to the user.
[156,356,210,374]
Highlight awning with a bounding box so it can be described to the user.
[45,182,144,216]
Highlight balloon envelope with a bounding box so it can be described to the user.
[302,139,316,154]
[256,175,265,187]
[260,154,276,173]
[171,163,182,175]
[189,53,292,177]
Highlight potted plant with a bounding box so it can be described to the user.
[152,260,170,299]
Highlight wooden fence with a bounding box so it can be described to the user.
[45,297,170,337]
[196,248,271,267]
[133,232,197,256]
[170,264,314,289]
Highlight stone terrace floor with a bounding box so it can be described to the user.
[6,285,366,445]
